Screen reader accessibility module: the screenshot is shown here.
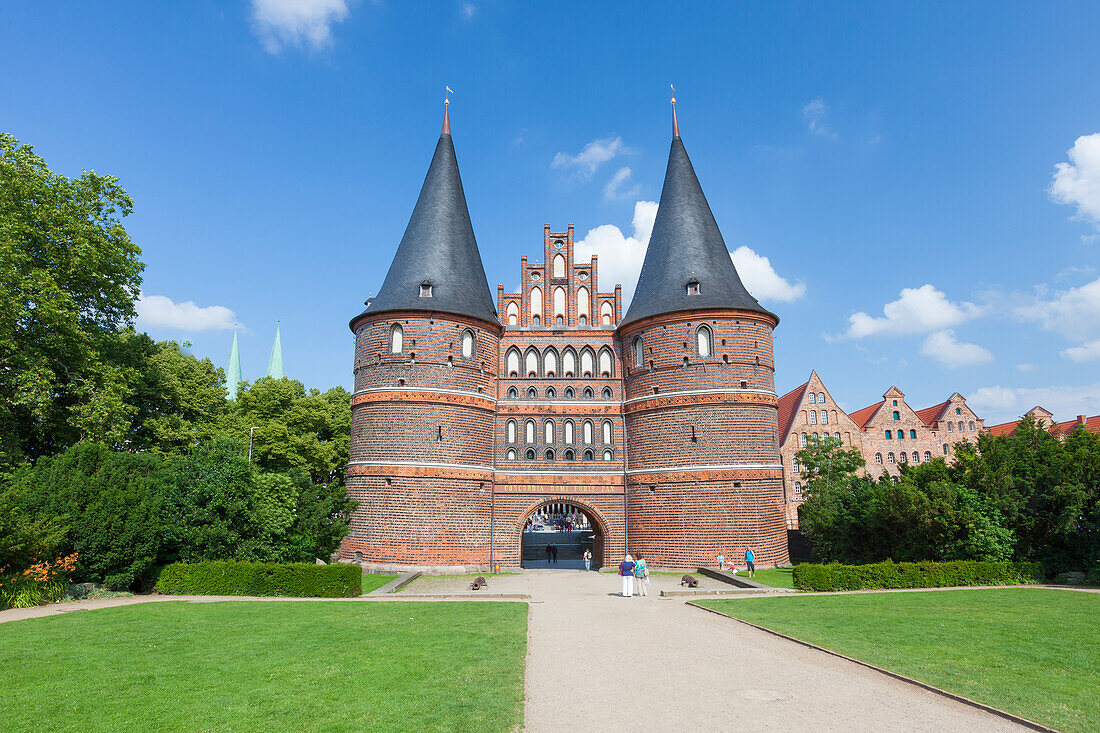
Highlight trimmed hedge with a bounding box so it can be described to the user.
[155,561,361,598]
[792,560,1043,592]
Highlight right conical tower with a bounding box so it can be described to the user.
[618,104,789,567]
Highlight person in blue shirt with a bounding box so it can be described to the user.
[745,548,755,578]
[633,554,649,597]
[618,554,635,597]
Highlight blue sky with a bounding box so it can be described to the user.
[4,2,1100,423]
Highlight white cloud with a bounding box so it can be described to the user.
[136,294,239,332]
[250,0,350,54]
[730,246,805,303]
[919,329,994,368]
[1062,339,1100,362]
[575,201,804,308]
[968,382,1100,424]
[603,167,641,200]
[802,97,838,140]
[551,136,629,177]
[575,201,658,303]
[1015,363,1037,372]
[840,284,984,339]
[459,2,476,19]
[1015,277,1100,343]
[1049,133,1100,230]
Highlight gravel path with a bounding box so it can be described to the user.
[521,570,1032,732]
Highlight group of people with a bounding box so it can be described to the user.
[543,543,558,563]
[616,554,649,597]
[716,549,756,577]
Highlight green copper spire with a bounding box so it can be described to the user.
[266,322,284,379]
[226,330,243,401]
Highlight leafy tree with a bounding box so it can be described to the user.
[0,489,65,573]
[0,133,143,466]
[796,435,865,488]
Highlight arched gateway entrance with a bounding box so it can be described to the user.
[520,500,606,569]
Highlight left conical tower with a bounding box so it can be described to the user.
[343,103,501,570]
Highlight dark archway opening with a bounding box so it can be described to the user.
[521,501,604,570]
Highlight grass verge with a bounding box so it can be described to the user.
[361,573,399,594]
[733,566,795,588]
[0,600,527,732]
[698,588,1098,732]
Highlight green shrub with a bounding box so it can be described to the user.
[792,560,1043,592]
[155,561,360,598]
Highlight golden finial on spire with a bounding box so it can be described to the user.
[442,85,453,134]
[670,83,680,138]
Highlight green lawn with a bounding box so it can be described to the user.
[736,566,795,588]
[360,573,399,594]
[699,588,1098,733]
[0,601,527,732]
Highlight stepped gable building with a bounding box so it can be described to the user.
[988,406,1100,437]
[341,103,790,570]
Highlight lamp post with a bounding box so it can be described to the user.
[248,426,259,465]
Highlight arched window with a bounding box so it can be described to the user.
[389,323,403,353]
[912,452,919,463]
[564,449,575,460]
[564,420,574,444]
[792,458,799,472]
[924,451,932,461]
[888,452,896,463]
[583,387,593,399]
[909,430,916,439]
[580,349,595,377]
[544,420,554,444]
[808,393,816,404]
[506,348,520,377]
[527,387,537,399]
[794,482,801,494]
[958,421,965,432]
[875,452,883,464]
[817,392,825,403]
[577,287,589,321]
[834,432,840,440]
[545,449,555,460]
[897,430,904,441]
[553,253,565,278]
[810,412,817,425]
[696,325,712,357]
[564,387,575,399]
[600,301,613,325]
[546,387,556,399]
[801,433,808,447]
[554,287,566,322]
[507,387,518,398]
[530,287,542,321]
[525,448,535,460]
[506,420,516,443]
[602,420,612,444]
[899,452,908,464]
[892,411,900,420]
[633,337,644,368]
[943,443,950,455]
[583,420,593,444]
[884,430,892,439]
[820,410,828,425]
[507,448,516,460]
[603,449,613,461]
[562,349,576,377]
[969,421,975,431]
[583,449,594,461]
[813,432,819,440]
[598,348,613,377]
[525,420,535,444]
[525,349,539,377]
[544,349,558,377]
[602,387,613,399]
[460,330,475,358]
[506,301,519,325]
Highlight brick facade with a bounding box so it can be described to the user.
[342,227,790,569]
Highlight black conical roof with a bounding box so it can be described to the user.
[351,130,497,328]
[620,135,776,327]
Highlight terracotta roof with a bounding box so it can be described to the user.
[777,381,809,443]
[1049,414,1100,437]
[914,399,951,428]
[985,419,1021,437]
[849,401,884,429]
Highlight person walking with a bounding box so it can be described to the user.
[716,553,725,571]
[618,554,635,597]
[745,547,755,578]
[545,543,553,565]
[633,554,648,596]
[550,543,558,564]
[583,548,592,572]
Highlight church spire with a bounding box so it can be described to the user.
[351,100,496,327]
[266,322,283,379]
[226,329,242,401]
[621,106,775,328]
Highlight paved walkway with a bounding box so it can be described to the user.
[514,570,1033,732]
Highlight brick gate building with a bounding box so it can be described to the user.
[341,104,790,570]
